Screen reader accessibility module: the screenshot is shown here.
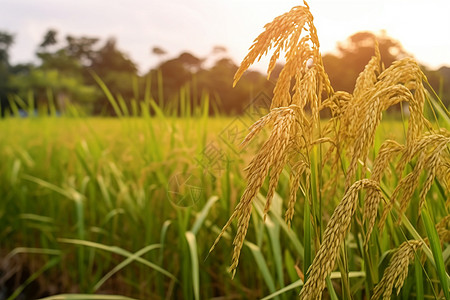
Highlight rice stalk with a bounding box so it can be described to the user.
[210,1,450,298]
[211,0,331,276]
[210,106,298,275]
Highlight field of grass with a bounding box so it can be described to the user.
[0,109,448,299]
[1,3,450,299]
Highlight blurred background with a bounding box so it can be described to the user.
[1,0,449,117]
[0,1,449,299]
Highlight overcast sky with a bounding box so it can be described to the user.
[1,0,450,74]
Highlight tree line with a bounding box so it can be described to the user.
[0,29,449,117]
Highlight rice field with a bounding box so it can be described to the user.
[0,108,448,299]
[1,2,450,300]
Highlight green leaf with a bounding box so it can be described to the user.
[58,238,177,282]
[185,232,200,300]
[422,210,450,300]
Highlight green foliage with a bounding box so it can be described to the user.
[1,28,449,117]
[0,106,447,299]
[0,30,14,116]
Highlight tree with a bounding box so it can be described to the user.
[89,38,138,114]
[0,31,14,116]
[91,38,137,75]
[65,35,99,66]
[424,66,450,108]
[152,46,166,56]
[0,31,13,63]
[154,51,202,103]
[211,45,227,55]
[9,31,101,114]
[152,46,167,66]
[39,29,58,50]
[196,57,271,114]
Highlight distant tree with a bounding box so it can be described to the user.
[37,49,82,76]
[211,45,227,56]
[10,68,98,113]
[197,57,271,114]
[178,52,203,72]
[209,46,228,68]
[65,35,99,66]
[9,31,101,114]
[39,29,58,49]
[91,38,137,75]
[424,66,450,108]
[152,46,167,56]
[156,51,202,97]
[0,31,14,63]
[152,46,167,66]
[0,31,14,116]
[89,38,138,114]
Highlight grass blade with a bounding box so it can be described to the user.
[93,244,161,291]
[7,257,60,300]
[58,238,177,281]
[90,71,123,117]
[422,210,450,300]
[185,232,200,300]
[38,295,138,300]
[245,241,278,297]
[191,196,219,235]
[414,255,424,300]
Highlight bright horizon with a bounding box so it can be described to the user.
[2,0,450,74]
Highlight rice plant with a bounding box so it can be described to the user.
[1,2,449,300]
[212,1,450,299]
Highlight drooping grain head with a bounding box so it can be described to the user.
[299,179,381,300]
[353,39,381,99]
[436,215,450,243]
[378,131,450,231]
[285,161,310,227]
[211,0,332,276]
[363,140,404,245]
[210,106,298,275]
[331,46,428,189]
[371,240,422,300]
[233,1,331,116]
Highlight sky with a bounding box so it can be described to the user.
[1,0,450,74]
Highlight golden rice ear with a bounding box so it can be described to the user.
[396,130,450,176]
[336,52,428,190]
[371,240,422,300]
[263,109,297,220]
[436,151,450,193]
[212,0,333,277]
[344,85,416,189]
[378,131,450,231]
[285,161,309,227]
[299,179,380,300]
[233,1,330,114]
[436,215,450,243]
[363,140,403,245]
[418,143,446,211]
[240,109,277,149]
[216,105,297,275]
[233,4,315,87]
[353,39,381,99]
[376,58,427,147]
